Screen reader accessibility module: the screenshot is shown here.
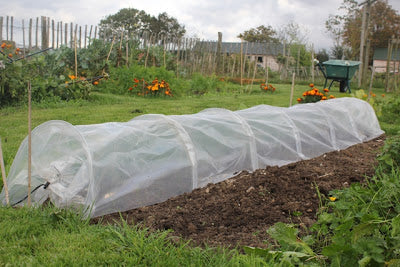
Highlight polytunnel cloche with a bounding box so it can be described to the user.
[1,97,384,217]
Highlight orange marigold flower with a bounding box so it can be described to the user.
[302,92,307,96]
[322,96,327,100]
[93,81,99,85]
[323,88,329,92]
[8,53,12,58]
[128,87,133,91]
[6,44,12,49]
[309,83,314,88]
[329,95,335,99]
[1,43,6,48]
[372,93,376,97]
[68,75,76,80]
[16,48,20,51]
[382,94,385,97]
[297,98,302,102]
[134,78,139,83]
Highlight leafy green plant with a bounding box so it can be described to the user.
[188,73,226,95]
[244,223,321,266]
[377,135,400,172]
[311,165,400,266]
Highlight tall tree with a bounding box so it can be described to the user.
[99,8,185,40]
[148,12,186,39]
[277,21,309,45]
[237,25,279,43]
[326,0,400,59]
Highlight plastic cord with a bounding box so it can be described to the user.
[11,181,50,207]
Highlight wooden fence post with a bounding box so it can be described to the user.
[6,16,8,40]
[89,25,93,45]
[60,21,63,46]
[56,22,59,48]
[0,17,3,42]
[22,19,26,55]
[79,26,82,49]
[362,39,371,89]
[41,16,48,49]
[35,17,39,48]
[84,25,87,48]
[385,38,393,92]
[28,18,32,49]
[70,22,73,48]
[52,19,55,48]
[65,23,68,46]
[10,16,13,42]
[47,17,50,47]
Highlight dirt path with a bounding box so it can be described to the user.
[95,136,385,249]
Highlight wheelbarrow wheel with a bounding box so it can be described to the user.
[339,81,347,93]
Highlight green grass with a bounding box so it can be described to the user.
[0,81,397,266]
[1,206,267,266]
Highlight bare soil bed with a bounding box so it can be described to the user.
[95,136,385,249]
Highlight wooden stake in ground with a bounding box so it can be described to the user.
[240,39,244,88]
[0,137,9,205]
[74,29,78,78]
[102,36,115,76]
[289,72,296,107]
[368,66,376,101]
[27,81,32,207]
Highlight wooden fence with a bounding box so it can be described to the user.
[0,15,322,82]
[0,16,99,49]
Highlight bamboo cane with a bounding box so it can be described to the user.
[289,72,296,107]
[367,66,376,101]
[102,36,115,75]
[74,30,78,78]
[27,81,32,207]
[0,137,9,205]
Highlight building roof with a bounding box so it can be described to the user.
[373,47,400,61]
[194,41,284,56]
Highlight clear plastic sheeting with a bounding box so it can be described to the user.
[0,98,384,217]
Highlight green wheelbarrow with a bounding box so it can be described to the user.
[315,59,360,93]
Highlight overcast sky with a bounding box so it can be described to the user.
[1,0,400,51]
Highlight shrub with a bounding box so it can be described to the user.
[100,65,176,95]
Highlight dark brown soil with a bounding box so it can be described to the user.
[94,136,385,249]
